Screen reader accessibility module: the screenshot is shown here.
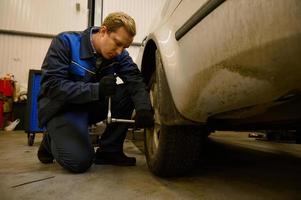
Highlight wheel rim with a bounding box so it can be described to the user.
[146,73,161,159]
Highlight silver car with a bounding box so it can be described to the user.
[136,0,301,177]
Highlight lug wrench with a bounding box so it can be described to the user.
[98,75,135,125]
[106,96,135,124]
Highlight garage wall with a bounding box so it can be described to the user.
[0,0,166,85]
[0,0,88,85]
[0,35,51,86]
[94,0,167,61]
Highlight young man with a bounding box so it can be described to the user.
[37,12,154,173]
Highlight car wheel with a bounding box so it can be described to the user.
[144,51,207,177]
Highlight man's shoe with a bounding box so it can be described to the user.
[94,149,136,166]
[37,134,54,164]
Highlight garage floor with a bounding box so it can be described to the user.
[0,131,301,200]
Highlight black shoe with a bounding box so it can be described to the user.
[37,133,54,164]
[94,149,136,166]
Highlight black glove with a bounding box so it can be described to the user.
[135,109,154,128]
[99,75,116,99]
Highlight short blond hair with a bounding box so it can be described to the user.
[102,12,136,37]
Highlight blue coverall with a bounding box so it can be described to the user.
[38,27,152,172]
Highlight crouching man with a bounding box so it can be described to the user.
[37,12,154,173]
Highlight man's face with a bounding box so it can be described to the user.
[96,26,133,59]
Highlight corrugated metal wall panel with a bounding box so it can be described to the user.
[94,0,166,61]
[0,0,88,34]
[0,0,166,84]
[98,0,166,42]
[0,0,88,85]
[0,35,51,85]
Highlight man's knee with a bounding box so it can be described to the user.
[57,152,94,173]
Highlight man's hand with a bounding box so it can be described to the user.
[99,75,117,99]
[135,109,154,128]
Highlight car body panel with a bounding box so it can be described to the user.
[138,0,301,125]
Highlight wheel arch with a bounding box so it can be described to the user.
[140,39,157,86]
[140,39,199,125]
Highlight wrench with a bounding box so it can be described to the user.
[106,96,135,124]
[105,75,135,125]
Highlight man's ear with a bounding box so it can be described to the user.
[100,26,108,35]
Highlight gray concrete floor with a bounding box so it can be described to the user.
[0,130,301,200]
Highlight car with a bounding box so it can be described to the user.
[135,0,301,177]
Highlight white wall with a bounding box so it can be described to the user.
[94,0,167,61]
[0,0,166,85]
[0,35,51,86]
[0,0,88,85]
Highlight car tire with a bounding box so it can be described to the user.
[145,125,205,177]
[144,50,207,177]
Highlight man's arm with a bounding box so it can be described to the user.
[117,51,152,111]
[40,34,99,104]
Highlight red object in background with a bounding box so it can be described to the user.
[0,101,3,129]
[0,79,14,97]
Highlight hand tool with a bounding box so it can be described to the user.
[99,75,135,125]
